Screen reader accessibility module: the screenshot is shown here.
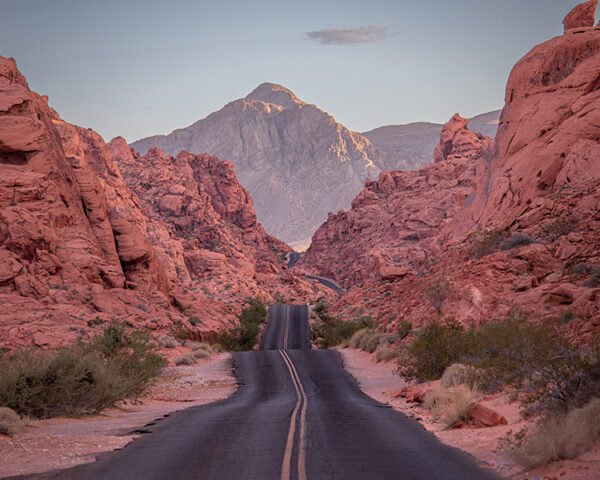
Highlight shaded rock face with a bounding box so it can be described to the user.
[300,20,600,343]
[0,57,329,349]
[563,0,598,32]
[131,83,429,249]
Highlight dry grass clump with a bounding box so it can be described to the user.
[174,353,197,366]
[157,335,179,349]
[192,349,211,360]
[509,398,600,469]
[424,387,475,429]
[0,407,25,436]
[374,346,398,363]
[440,363,473,389]
[348,329,369,349]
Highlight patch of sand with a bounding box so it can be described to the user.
[340,348,600,480]
[0,353,237,478]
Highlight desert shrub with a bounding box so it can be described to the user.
[157,335,179,349]
[509,398,600,469]
[311,316,374,349]
[541,216,576,242]
[423,387,475,429]
[192,349,211,360]
[174,353,197,365]
[584,268,600,288]
[397,319,412,339]
[375,346,398,363]
[499,232,536,251]
[313,299,329,319]
[397,318,470,382]
[0,324,166,419]
[348,328,370,349]
[364,333,386,353]
[214,300,267,351]
[468,227,508,259]
[87,317,104,328]
[423,276,450,313]
[0,407,25,436]
[440,363,473,389]
[191,342,213,353]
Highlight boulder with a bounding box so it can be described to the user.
[563,0,598,32]
[468,402,508,428]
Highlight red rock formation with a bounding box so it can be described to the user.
[297,118,488,288]
[0,55,328,350]
[563,0,598,32]
[300,13,600,342]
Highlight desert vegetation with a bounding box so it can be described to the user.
[467,227,536,259]
[213,299,267,351]
[0,324,166,419]
[310,300,375,348]
[396,309,600,468]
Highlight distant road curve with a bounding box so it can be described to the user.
[285,252,346,296]
[305,274,345,296]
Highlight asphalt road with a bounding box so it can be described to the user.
[18,306,502,480]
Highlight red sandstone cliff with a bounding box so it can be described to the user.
[0,56,327,349]
[299,18,600,342]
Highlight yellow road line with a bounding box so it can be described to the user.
[279,350,308,480]
[283,305,291,349]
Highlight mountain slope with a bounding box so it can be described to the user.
[132,84,425,249]
[361,110,500,168]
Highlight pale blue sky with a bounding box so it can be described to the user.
[1,0,597,142]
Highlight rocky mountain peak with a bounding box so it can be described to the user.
[245,82,304,108]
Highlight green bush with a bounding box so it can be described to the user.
[311,316,374,349]
[397,318,470,382]
[397,319,412,339]
[397,310,600,415]
[0,324,166,419]
[214,300,267,351]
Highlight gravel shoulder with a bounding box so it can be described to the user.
[0,353,237,478]
[340,348,600,480]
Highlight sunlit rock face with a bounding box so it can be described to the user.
[131,83,437,249]
[0,57,330,349]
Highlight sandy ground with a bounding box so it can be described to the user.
[0,353,237,478]
[340,348,600,480]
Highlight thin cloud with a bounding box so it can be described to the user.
[305,25,395,45]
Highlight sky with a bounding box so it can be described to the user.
[1,0,598,143]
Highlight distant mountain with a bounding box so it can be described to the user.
[361,110,501,166]
[132,85,500,249]
[132,84,421,249]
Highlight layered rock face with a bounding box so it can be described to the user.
[131,84,431,249]
[0,57,327,349]
[300,17,600,342]
[297,115,488,288]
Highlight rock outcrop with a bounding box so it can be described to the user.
[563,0,598,32]
[131,84,434,249]
[299,15,600,343]
[297,116,488,288]
[0,56,328,350]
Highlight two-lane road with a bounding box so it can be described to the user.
[18,305,502,480]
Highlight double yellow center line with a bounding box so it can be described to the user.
[283,305,291,349]
[279,348,308,480]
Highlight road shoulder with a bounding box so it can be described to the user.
[0,353,237,479]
